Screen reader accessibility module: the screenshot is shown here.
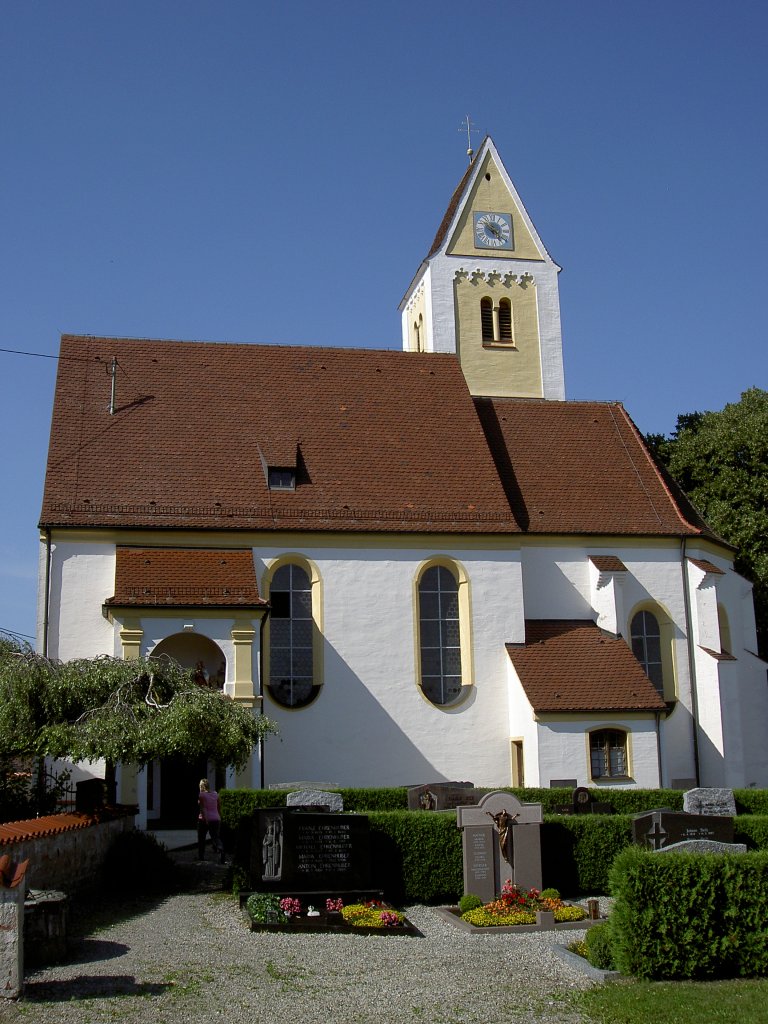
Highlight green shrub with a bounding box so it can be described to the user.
[246,891,283,924]
[540,887,560,901]
[367,810,462,904]
[101,828,176,894]
[735,815,768,849]
[541,815,633,894]
[585,922,616,970]
[608,846,768,979]
[337,788,409,811]
[734,790,768,815]
[476,787,686,815]
[458,893,483,913]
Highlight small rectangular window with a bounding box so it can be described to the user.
[268,468,295,490]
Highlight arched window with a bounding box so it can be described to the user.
[480,297,494,342]
[590,729,628,779]
[630,610,663,696]
[499,297,513,341]
[418,564,463,706]
[267,563,318,708]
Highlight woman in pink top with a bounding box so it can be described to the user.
[197,779,225,863]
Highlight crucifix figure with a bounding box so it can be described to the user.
[487,808,519,863]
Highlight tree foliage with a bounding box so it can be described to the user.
[0,636,277,770]
[647,388,768,655]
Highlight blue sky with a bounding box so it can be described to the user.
[1,1,766,643]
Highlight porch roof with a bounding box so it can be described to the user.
[105,547,266,608]
[506,620,667,713]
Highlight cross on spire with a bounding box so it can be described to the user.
[459,115,480,163]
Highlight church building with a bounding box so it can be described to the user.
[38,137,768,826]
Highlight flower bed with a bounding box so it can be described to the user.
[452,882,589,931]
[243,893,419,936]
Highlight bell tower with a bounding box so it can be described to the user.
[399,137,565,400]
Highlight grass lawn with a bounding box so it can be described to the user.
[574,979,768,1024]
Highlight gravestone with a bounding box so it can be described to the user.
[252,808,371,894]
[557,787,613,815]
[632,809,734,850]
[456,791,543,903]
[268,781,340,791]
[287,790,344,813]
[657,838,747,855]
[683,787,737,817]
[407,781,478,811]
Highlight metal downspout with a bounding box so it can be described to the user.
[42,528,52,657]
[681,538,701,786]
[259,610,268,790]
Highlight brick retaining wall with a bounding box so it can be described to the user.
[0,811,136,892]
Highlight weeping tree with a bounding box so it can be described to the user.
[0,636,277,810]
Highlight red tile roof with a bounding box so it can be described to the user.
[688,558,725,575]
[0,812,96,846]
[589,556,628,572]
[40,336,717,541]
[474,397,715,537]
[427,152,477,258]
[41,336,517,535]
[105,548,266,608]
[506,620,667,713]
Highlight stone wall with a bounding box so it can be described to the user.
[0,812,135,893]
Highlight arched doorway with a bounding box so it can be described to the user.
[146,633,227,827]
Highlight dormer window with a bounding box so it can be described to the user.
[268,467,295,491]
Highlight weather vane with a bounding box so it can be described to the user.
[459,114,480,163]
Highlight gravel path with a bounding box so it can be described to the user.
[0,857,599,1024]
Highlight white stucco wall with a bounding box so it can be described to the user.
[42,539,116,660]
[536,717,661,790]
[40,530,767,795]
[257,543,524,788]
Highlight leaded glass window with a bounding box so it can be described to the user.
[268,564,316,708]
[419,565,462,706]
[631,610,663,696]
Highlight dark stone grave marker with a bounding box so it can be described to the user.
[632,808,734,850]
[407,781,479,811]
[252,808,371,894]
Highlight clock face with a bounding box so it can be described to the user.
[473,211,513,250]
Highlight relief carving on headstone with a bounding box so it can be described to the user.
[262,814,283,880]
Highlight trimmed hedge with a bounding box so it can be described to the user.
[607,846,768,979]
[222,788,768,901]
[222,786,768,820]
[368,811,462,904]
[735,815,768,849]
[542,814,634,894]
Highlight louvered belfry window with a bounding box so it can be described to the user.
[499,298,513,341]
[480,297,494,342]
